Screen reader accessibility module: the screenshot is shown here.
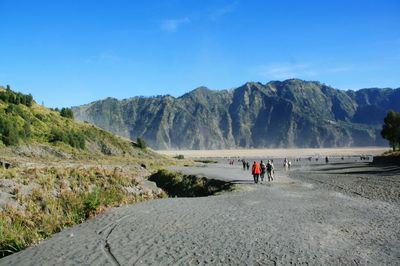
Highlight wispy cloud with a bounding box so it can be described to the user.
[209,1,238,21]
[84,52,121,66]
[159,2,237,33]
[256,63,318,80]
[160,17,190,32]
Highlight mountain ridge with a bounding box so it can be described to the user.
[72,79,400,149]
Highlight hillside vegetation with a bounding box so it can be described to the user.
[0,85,163,158]
[73,79,399,149]
[0,85,181,257]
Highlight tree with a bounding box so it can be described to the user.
[60,108,74,119]
[136,137,147,149]
[0,87,33,107]
[49,128,85,149]
[49,128,67,143]
[381,110,400,151]
[0,116,19,146]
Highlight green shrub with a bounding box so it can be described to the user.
[148,170,233,197]
[34,113,45,121]
[0,115,20,146]
[194,159,218,164]
[99,187,125,206]
[68,131,85,149]
[136,137,147,149]
[84,188,101,217]
[100,142,112,155]
[59,192,85,224]
[49,128,85,149]
[0,210,34,257]
[60,108,74,119]
[49,128,66,143]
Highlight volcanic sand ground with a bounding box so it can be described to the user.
[157,147,388,158]
[1,160,399,265]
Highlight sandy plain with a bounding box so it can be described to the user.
[157,147,388,158]
[1,155,399,265]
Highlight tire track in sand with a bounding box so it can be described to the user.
[97,214,133,265]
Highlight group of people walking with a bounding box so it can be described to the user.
[251,160,274,184]
[240,159,275,184]
[241,160,250,170]
[235,155,334,185]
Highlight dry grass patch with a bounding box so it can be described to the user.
[0,164,166,258]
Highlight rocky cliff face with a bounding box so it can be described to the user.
[72,79,400,149]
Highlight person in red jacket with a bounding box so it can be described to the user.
[252,161,261,184]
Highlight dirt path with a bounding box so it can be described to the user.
[1,163,399,265]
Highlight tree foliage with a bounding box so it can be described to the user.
[136,137,147,149]
[60,108,74,119]
[0,107,32,146]
[49,128,85,149]
[0,115,20,146]
[0,86,33,107]
[381,110,400,151]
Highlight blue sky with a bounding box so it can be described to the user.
[1,0,399,107]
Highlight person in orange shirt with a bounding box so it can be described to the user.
[251,161,261,184]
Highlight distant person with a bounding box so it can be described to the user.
[260,160,266,182]
[288,161,291,170]
[246,161,250,170]
[252,161,261,184]
[283,158,288,171]
[325,156,329,164]
[242,160,246,170]
[267,160,274,181]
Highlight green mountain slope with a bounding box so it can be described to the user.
[72,79,400,149]
[0,86,181,258]
[0,85,165,159]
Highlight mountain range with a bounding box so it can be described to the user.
[72,79,400,150]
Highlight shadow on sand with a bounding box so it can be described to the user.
[229,180,257,184]
[313,162,400,176]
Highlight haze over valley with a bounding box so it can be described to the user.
[73,79,400,150]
